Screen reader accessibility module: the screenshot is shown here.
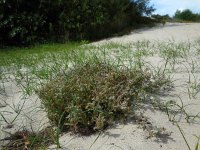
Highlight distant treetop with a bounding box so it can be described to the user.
[174,9,200,22]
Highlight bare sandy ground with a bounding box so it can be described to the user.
[95,23,200,44]
[1,23,200,150]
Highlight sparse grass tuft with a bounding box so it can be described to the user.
[1,126,55,150]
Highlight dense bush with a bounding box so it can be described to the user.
[37,61,167,134]
[0,0,155,46]
[174,9,200,22]
[152,14,172,22]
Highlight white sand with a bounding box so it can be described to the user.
[94,23,200,44]
[1,23,200,150]
[0,77,49,146]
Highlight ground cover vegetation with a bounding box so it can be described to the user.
[0,0,155,46]
[1,40,200,149]
[1,0,200,149]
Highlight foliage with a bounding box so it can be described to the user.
[152,14,172,22]
[174,9,200,22]
[2,40,200,147]
[0,0,155,46]
[37,60,167,134]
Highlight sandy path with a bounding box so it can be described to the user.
[1,23,200,150]
[95,23,200,44]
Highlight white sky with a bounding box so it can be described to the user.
[150,0,200,16]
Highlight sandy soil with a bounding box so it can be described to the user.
[95,23,200,44]
[1,23,200,150]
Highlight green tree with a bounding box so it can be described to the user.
[0,0,155,46]
[174,9,200,22]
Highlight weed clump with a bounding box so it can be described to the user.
[37,61,166,134]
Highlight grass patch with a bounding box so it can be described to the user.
[0,42,82,67]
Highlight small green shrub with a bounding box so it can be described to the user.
[37,61,167,134]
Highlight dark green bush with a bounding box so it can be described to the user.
[0,0,155,46]
[151,14,172,23]
[0,0,45,45]
[37,61,167,134]
[174,9,200,22]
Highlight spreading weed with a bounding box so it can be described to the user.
[37,60,168,134]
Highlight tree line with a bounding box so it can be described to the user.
[174,9,200,22]
[0,0,155,46]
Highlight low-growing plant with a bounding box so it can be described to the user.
[37,60,168,134]
[1,126,55,150]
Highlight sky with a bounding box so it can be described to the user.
[150,0,200,16]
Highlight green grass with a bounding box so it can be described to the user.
[0,42,82,67]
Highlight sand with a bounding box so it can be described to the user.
[1,23,200,150]
[94,23,200,44]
